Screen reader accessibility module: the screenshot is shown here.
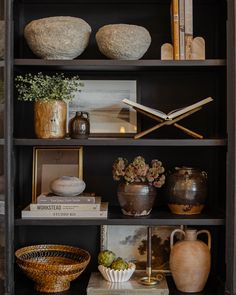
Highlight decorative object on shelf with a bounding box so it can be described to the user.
[24,16,91,60]
[161,0,205,60]
[87,271,169,295]
[15,72,83,139]
[15,244,91,293]
[100,225,179,272]
[122,97,213,139]
[34,100,67,139]
[112,156,165,216]
[161,37,205,60]
[0,21,4,60]
[170,228,211,292]
[166,166,208,215]
[50,176,86,197]
[32,146,83,203]
[140,227,164,286]
[69,111,90,139]
[98,249,136,282]
[96,24,151,60]
[98,263,136,282]
[68,80,137,136]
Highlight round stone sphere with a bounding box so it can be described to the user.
[24,16,91,60]
[96,24,151,60]
[50,176,86,197]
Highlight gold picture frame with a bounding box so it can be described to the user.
[32,146,83,203]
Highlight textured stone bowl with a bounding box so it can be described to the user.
[24,16,91,59]
[96,24,151,60]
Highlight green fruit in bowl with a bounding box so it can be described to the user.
[110,258,129,270]
[98,250,116,267]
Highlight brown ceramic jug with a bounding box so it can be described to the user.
[166,166,208,215]
[170,228,211,293]
[117,182,157,216]
[69,111,90,139]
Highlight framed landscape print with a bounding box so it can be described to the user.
[100,225,181,272]
[32,146,83,203]
[68,80,137,136]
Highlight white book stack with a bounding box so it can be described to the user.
[21,193,108,219]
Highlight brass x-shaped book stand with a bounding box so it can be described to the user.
[133,106,203,139]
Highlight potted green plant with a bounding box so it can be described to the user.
[15,72,83,139]
[112,156,165,216]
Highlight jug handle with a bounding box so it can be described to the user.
[197,230,211,250]
[82,112,89,119]
[201,171,208,179]
[170,229,185,249]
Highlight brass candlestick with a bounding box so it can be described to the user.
[140,227,163,286]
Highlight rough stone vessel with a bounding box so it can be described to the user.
[0,21,5,59]
[96,24,151,60]
[24,16,91,59]
[170,229,211,293]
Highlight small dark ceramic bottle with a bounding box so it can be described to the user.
[69,111,90,139]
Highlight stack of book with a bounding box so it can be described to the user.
[21,193,108,219]
[171,0,193,60]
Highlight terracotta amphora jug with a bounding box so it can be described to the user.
[170,228,211,293]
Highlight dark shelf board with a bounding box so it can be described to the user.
[15,272,225,295]
[15,207,225,226]
[14,59,226,71]
[13,138,227,147]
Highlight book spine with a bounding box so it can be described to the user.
[22,209,107,219]
[185,0,193,60]
[30,203,100,211]
[172,0,180,60]
[179,0,185,60]
[37,196,97,204]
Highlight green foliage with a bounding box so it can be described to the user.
[15,72,83,102]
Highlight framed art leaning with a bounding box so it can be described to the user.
[68,80,137,136]
[100,225,181,272]
[32,146,83,203]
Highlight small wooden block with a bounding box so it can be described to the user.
[161,43,173,60]
[191,37,205,60]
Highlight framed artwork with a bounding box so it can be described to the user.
[32,146,83,203]
[68,80,137,136]
[100,225,181,272]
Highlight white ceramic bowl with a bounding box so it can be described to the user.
[98,263,136,282]
[50,176,86,197]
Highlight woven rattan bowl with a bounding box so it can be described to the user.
[15,244,90,293]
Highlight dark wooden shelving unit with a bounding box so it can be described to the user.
[15,212,225,226]
[15,273,225,295]
[3,0,236,294]
[13,138,227,147]
[14,59,226,70]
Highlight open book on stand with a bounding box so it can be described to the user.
[122,97,213,121]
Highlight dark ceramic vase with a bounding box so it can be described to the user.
[166,167,208,215]
[69,111,90,139]
[117,182,157,216]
